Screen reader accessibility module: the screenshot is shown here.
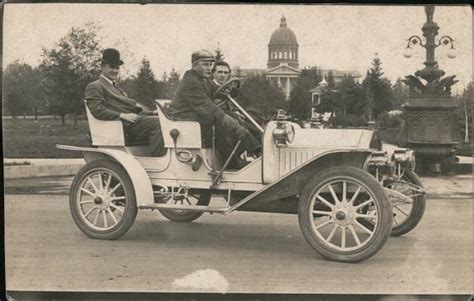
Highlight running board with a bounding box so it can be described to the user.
[139,204,229,213]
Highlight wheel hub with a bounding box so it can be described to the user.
[332,203,355,226]
[336,211,346,220]
[93,193,112,210]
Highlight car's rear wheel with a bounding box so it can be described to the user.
[298,166,392,263]
[159,191,211,223]
[70,159,137,240]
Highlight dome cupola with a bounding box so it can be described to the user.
[267,16,299,69]
[269,16,298,47]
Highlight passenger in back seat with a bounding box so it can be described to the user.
[85,48,166,157]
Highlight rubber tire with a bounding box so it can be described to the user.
[390,170,426,237]
[69,159,138,240]
[159,191,212,223]
[298,166,393,263]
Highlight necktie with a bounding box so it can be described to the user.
[113,81,126,96]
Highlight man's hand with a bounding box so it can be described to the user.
[119,113,140,123]
[136,103,159,116]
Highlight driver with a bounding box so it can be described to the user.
[211,60,263,150]
[212,61,239,103]
[167,50,261,169]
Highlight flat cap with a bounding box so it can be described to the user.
[191,49,215,63]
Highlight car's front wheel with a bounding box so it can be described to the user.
[387,170,426,236]
[298,166,392,263]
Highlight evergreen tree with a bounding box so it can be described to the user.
[215,47,225,61]
[362,54,395,120]
[161,68,180,99]
[132,57,159,109]
[326,70,336,89]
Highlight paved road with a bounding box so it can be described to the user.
[5,174,473,295]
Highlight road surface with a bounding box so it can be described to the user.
[4,175,473,294]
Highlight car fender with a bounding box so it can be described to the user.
[228,149,373,214]
[57,144,154,206]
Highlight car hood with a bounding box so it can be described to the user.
[289,128,375,149]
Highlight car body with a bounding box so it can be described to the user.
[59,93,425,263]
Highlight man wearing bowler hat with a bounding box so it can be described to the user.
[168,49,261,169]
[85,48,166,156]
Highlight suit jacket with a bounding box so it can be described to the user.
[85,76,138,120]
[168,70,225,125]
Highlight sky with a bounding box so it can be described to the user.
[3,4,472,93]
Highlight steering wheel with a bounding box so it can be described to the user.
[212,78,241,107]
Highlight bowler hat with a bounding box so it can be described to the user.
[101,48,124,66]
[191,49,215,63]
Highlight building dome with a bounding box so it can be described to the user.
[267,16,299,69]
[268,16,298,47]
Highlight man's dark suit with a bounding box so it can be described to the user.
[85,76,165,156]
[168,70,226,125]
[168,70,260,166]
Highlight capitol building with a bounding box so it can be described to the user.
[237,16,361,99]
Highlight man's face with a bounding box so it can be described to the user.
[102,64,120,81]
[213,65,230,85]
[193,60,214,78]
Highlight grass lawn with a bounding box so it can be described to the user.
[3,118,91,158]
[3,118,470,159]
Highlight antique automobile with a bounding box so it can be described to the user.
[58,79,426,263]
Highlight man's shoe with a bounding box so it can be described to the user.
[248,146,262,159]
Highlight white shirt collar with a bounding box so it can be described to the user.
[101,74,115,86]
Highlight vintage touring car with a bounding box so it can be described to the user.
[58,79,426,263]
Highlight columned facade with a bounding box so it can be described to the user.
[266,16,300,99]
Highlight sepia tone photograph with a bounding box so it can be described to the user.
[2,2,473,299]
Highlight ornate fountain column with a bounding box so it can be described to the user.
[401,5,459,174]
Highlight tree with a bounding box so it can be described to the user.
[3,62,45,119]
[317,75,367,127]
[362,55,395,120]
[215,47,225,61]
[39,23,102,125]
[455,81,473,143]
[237,74,286,116]
[131,57,160,109]
[160,68,181,99]
[287,67,322,120]
[326,70,336,89]
[392,77,410,109]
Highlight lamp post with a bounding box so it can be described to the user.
[401,5,459,175]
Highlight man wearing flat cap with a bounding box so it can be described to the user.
[85,48,165,156]
[168,49,261,169]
